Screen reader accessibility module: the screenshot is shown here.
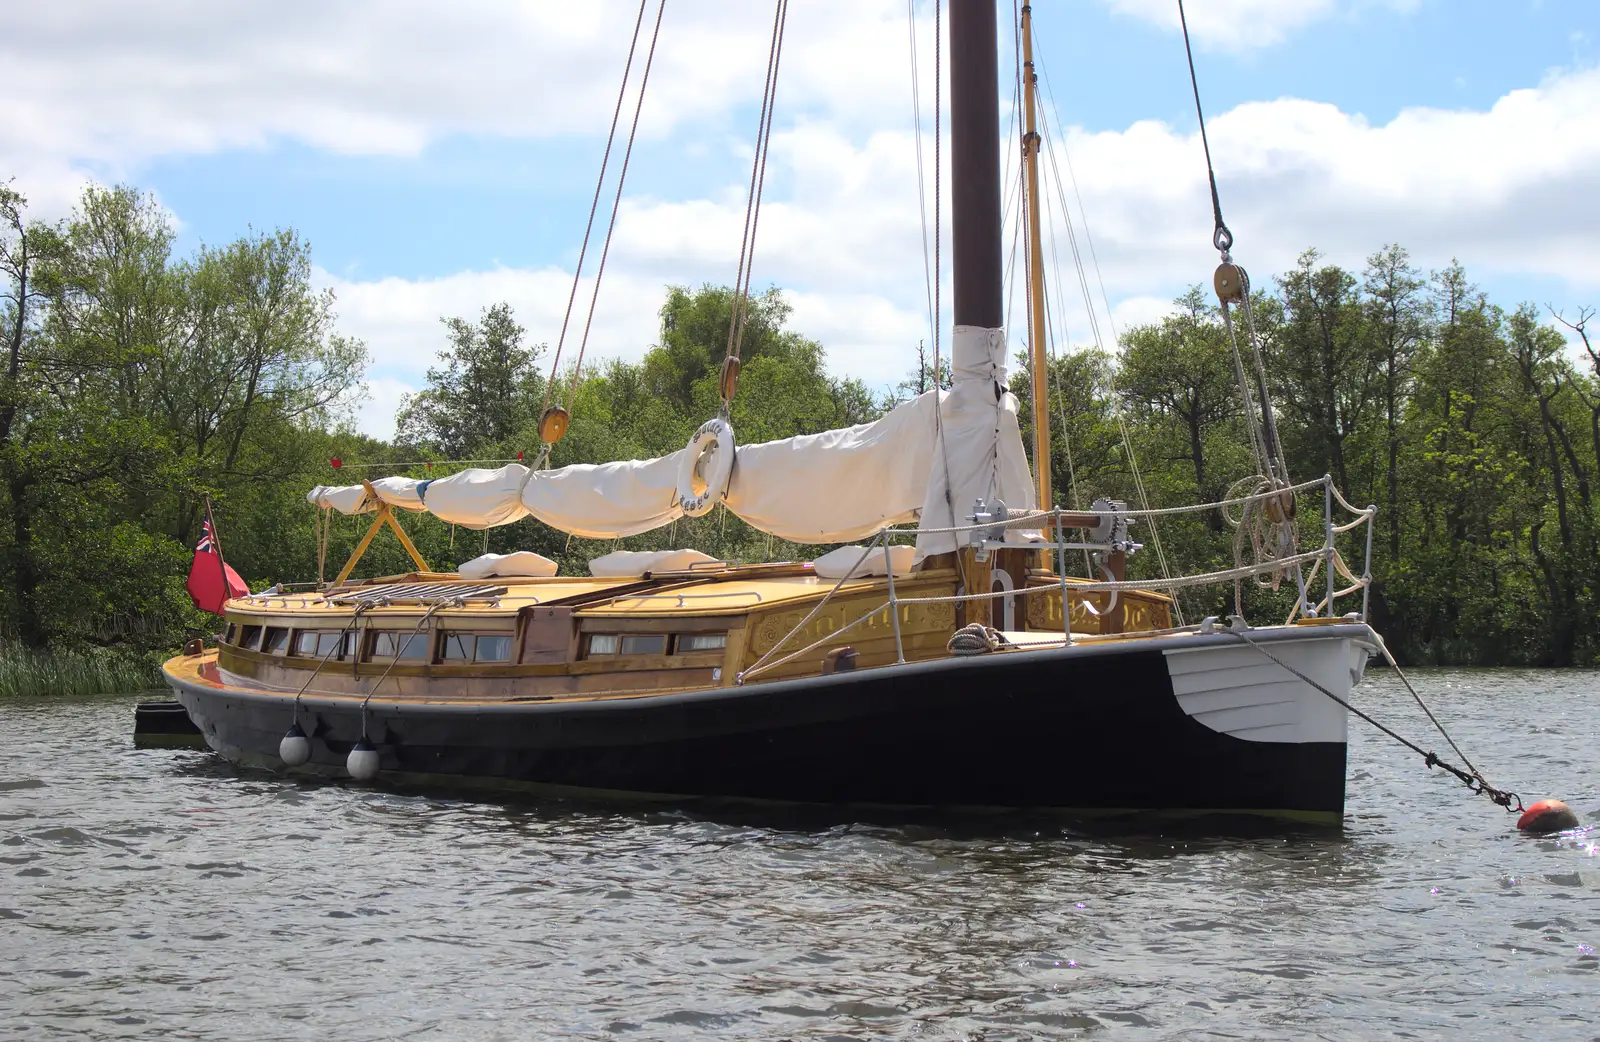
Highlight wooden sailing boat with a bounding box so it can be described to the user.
[162,0,1379,822]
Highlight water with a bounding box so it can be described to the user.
[1,670,1596,1041]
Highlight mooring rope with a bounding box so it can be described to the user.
[358,602,452,739]
[1228,628,1523,814]
[289,602,375,726]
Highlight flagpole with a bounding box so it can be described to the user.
[203,494,232,604]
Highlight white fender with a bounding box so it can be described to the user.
[677,418,735,518]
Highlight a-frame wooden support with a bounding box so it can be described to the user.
[333,480,430,584]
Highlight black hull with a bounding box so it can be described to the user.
[133,699,206,750]
[167,630,1355,822]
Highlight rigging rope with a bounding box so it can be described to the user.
[1031,66,1185,624]
[907,0,937,367]
[540,0,652,432]
[565,0,667,423]
[1230,628,1522,814]
[933,0,942,386]
[1174,0,1302,604]
[722,0,790,397]
[1177,0,1232,255]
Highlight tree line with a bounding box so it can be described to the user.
[2,183,1595,667]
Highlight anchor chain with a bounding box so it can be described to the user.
[1228,630,1523,814]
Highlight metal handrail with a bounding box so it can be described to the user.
[607,590,764,609]
[739,474,1378,678]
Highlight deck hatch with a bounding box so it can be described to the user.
[325,583,508,606]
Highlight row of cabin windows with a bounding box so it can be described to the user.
[224,624,725,663]
[584,632,726,657]
[224,624,511,664]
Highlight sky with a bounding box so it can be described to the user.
[5,0,1599,438]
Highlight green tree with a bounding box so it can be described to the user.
[1274,249,1374,492]
[397,303,542,458]
[1117,287,1241,521]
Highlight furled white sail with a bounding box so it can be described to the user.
[915,324,1037,557]
[418,466,531,530]
[306,484,374,515]
[306,476,428,515]
[370,476,427,511]
[723,390,941,542]
[301,365,1036,551]
[521,453,685,539]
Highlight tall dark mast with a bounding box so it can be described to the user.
[948,0,1003,330]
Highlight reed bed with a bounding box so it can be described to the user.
[0,643,162,698]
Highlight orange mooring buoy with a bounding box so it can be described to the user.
[1516,799,1581,834]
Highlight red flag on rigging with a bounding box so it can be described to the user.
[186,518,248,615]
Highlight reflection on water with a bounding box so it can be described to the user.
[0,670,1596,1040]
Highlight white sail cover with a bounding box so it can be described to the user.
[589,548,719,577]
[915,324,1037,557]
[307,484,374,515]
[305,476,428,514]
[301,357,1036,550]
[418,466,531,530]
[723,390,941,542]
[458,551,558,579]
[522,453,685,539]
[370,476,427,511]
[811,543,919,579]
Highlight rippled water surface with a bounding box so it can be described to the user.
[1,669,1597,1040]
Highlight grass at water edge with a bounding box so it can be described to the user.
[0,643,165,698]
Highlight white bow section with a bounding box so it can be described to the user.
[915,325,1036,557]
[724,390,942,542]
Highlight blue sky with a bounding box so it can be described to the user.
[7,0,1599,436]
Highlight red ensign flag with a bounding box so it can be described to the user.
[186,518,248,614]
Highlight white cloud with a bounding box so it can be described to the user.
[13,1,1598,439]
[323,265,667,438]
[324,61,1600,437]
[1097,0,1420,52]
[0,0,940,213]
[1037,64,1600,301]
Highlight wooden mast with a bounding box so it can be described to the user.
[949,0,1003,331]
[949,0,1003,627]
[1020,2,1052,510]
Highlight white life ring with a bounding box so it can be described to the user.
[677,418,735,517]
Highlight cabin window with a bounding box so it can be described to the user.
[585,633,668,657]
[262,627,289,655]
[475,635,513,662]
[676,633,727,653]
[223,623,238,645]
[440,633,474,662]
[291,630,352,659]
[438,633,514,664]
[367,630,431,662]
[239,625,262,651]
[319,631,352,659]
